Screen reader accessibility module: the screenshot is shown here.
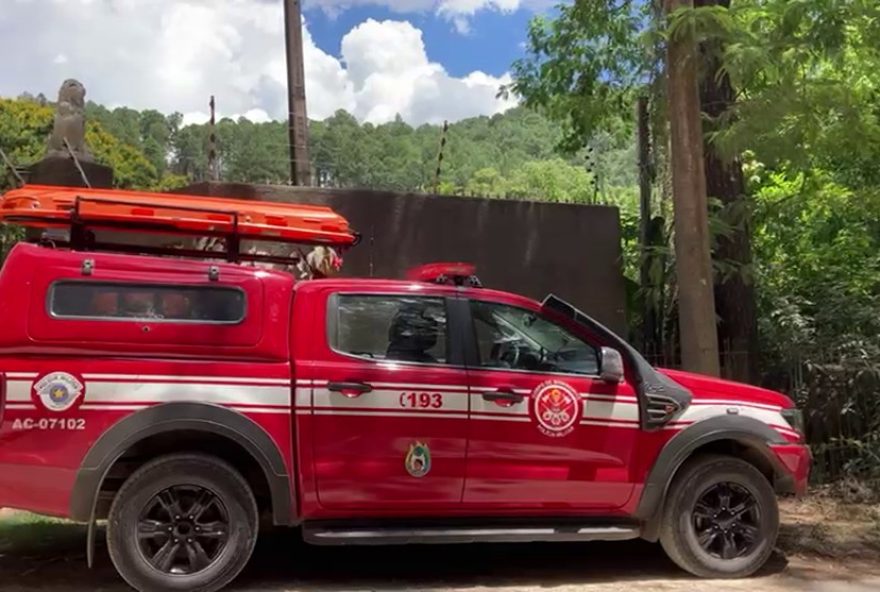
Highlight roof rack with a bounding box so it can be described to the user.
[0,185,359,265]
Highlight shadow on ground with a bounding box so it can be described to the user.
[0,520,794,591]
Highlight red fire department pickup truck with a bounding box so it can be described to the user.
[0,187,810,592]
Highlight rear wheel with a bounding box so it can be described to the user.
[107,454,258,592]
[659,455,779,578]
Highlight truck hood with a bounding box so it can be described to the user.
[658,368,794,409]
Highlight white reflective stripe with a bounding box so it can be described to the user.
[295,379,313,386]
[5,372,38,379]
[691,399,782,412]
[471,414,530,423]
[772,425,802,439]
[4,403,35,410]
[676,404,787,428]
[228,406,291,415]
[313,409,468,420]
[6,381,32,402]
[294,409,311,416]
[294,387,311,407]
[470,396,528,416]
[80,404,149,411]
[580,420,640,429]
[74,403,292,414]
[312,387,468,412]
[583,393,639,404]
[81,374,291,386]
[582,400,640,422]
[369,382,469,392]
[83,382,290,406]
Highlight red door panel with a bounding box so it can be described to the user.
[462,299,639,512]
[466,371,638,510]
[308,292,469,512]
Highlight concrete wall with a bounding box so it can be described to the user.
[180,182,628,335]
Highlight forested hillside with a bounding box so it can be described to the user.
[0,97,637,205]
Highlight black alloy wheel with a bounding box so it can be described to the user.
[107,453,258,592]
[136,485,230,575]
[692,481,761,560]
[658,454,779,578]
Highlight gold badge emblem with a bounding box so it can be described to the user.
[405,442,431,478]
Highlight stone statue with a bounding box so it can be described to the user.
[46,79,93,162]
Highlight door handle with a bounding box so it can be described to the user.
[328,381,373,398]
[481,388,525,405]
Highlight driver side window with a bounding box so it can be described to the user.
[471,301,599,375]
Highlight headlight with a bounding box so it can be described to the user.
[781,408,805,434]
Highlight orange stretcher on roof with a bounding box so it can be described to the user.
[0,185,357,247]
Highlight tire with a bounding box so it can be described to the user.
[107,453,258,592]
[659,454,779,578]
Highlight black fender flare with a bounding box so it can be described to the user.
[69,402,294,526]
[635,415,787,540]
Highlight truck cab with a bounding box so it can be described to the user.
[0,240,811,592]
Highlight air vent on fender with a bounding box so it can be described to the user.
[644,390,684,429]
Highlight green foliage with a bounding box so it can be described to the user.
[86,122,158,189]
[0,97,53,188]
[513,0,880,481]
[709,0,880,174]
[507,0,656,152]
[506,159,596,203]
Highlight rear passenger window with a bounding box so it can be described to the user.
[49,281,246,323]
[331,295,448,364]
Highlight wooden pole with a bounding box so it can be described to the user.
[637,95,656,354]
[432,120,449,194]
[208,95,219,182]
[664,0,720,376]
[284,0,312,186]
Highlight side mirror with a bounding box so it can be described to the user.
[600,347,624,384]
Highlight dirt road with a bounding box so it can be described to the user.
[0,515,877,592]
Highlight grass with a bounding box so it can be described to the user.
[0,510,85,556]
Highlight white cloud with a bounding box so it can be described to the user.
[0,1,515,125]
[304,0,540,32]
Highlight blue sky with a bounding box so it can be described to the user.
[0,0,554,125]
[305,6,535,79]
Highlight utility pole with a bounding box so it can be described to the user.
[283,0,311,186]
[664,0,720,376]
[208,95,220,182]
[432,120,449,194]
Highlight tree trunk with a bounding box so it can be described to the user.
[637,96,658,357]
[695,0,759,383]
[664,0,721,376]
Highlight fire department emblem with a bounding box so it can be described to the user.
[405,442,431,478]
[34,372,84,412]
[532,381,580,438]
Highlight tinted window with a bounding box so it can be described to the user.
[50,281,246,323]
[333,295,448,364]
[471,301,599,375]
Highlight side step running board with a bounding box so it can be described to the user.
[303,523,641,546]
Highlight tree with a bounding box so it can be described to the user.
[693,0,757,381]
[665,0,721,375]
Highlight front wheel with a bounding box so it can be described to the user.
[107,453,258,592]
[659,454,779,578]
